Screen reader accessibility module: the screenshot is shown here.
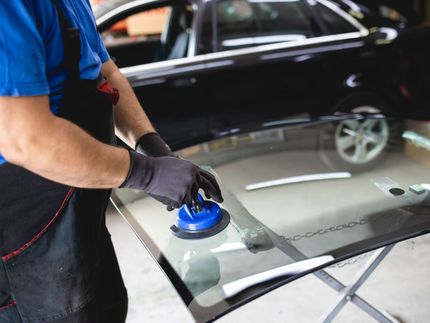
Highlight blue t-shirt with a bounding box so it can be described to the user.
[0,0,110,164]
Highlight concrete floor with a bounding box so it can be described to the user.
[107,208,430,323]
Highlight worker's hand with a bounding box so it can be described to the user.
[120,151,223,210]
[135,132,177,157]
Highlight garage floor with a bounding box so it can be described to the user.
[107,211,430,323]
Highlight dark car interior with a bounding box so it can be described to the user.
[214,0,323,51]
[166,6,193,60]
[103,1,193,68]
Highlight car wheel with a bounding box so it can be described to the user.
[319,93,400,173]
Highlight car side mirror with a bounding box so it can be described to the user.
[367,27,399,45]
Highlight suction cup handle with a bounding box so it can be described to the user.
[190,193,206,213]
[191,198,203,213]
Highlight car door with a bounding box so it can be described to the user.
[199,0,365,135]
[97,0,212,149]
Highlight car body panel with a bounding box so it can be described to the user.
[336,0,422,28]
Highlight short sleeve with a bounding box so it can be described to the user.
[0,2,49,97]
[97,32,110,64]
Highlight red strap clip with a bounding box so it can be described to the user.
[97,80,120,105]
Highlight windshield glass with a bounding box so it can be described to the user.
[214,0,322,50]
[111,116,430,322]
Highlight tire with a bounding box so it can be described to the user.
[319,93,402,173]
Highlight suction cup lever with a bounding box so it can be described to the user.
[191,197,203,213]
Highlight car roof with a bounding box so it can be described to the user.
[94,0,401,31]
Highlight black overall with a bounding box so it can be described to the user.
[0,2,127,322]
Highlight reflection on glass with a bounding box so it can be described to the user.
[222,255,333,298]
[245,171,351,191]
[402,130,430,151]
[215,0,321,50]
[222,34,307,47]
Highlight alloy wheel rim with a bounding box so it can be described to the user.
[335,114,389,165]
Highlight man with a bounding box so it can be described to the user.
[0,1,222,322]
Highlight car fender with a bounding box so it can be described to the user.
[333,70,404,116]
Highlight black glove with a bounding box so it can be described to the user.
[120,151,223,211]
[135,132,177,157]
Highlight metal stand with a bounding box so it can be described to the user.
[258,221,400,323]
[318,244,399,323]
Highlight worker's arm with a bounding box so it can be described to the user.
[0,95,130,188]
[101,59,155,148]
[0,95,223,207]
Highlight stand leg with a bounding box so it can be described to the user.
[319,245,398,323]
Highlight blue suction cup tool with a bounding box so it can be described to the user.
[170,194,230,239]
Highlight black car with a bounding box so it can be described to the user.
[339,0,423,28]
[95,0,430,168]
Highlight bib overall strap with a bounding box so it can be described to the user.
[50,0,81,81]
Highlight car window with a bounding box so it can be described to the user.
[99,3,194,67]
[316,3,360,34]
[379,5,408,23]
[101,7,170,47]
[213,0,323,51]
